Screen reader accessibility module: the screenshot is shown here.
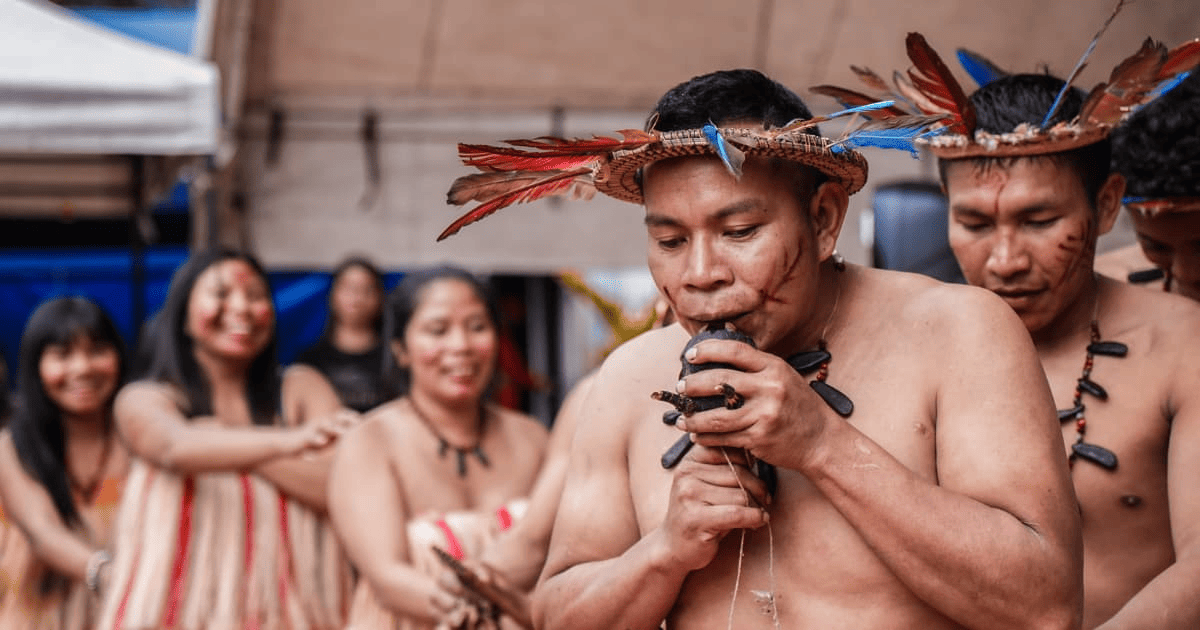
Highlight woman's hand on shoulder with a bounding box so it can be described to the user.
[280,408,360,457]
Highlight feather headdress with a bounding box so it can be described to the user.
[440,103,950,240]
[813,2,1200,161]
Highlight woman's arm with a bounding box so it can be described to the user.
[254,365,358,510]
[328,417,453,624]
[115,381,336,474]
[0,433,95,581]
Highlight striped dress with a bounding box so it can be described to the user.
[96,461,351,630]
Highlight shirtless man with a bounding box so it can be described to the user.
[938,73,1200,628]
[1095,71,1200,301]
[519,70,1081,629]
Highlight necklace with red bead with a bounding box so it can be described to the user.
[1058,318,1126,470]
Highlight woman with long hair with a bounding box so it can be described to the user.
[329,267,548,629]
[95,248,355,630]
[294,257,390,413]
[0,297,128,629]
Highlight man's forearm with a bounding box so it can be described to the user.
[1096,560,1200,629]
[804,421,1080,630]
[534,529,691,630]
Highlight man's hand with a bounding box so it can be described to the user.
[658,444,770,573]
[674,338,835,471]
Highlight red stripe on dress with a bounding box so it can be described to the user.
[241,474,260,630]
[496,506,513,531]
[277,494,293,630]
[161,476,196,628]
[111,469,159,630]
[435,518,464,560]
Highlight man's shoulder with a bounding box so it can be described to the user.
[859,267,1017,338]
[1109,280,1200,353]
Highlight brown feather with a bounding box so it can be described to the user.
[904,33,975,134]
[850,65,892,94]
[440,168,593,240]
[1043,0,1127,124]
[1079,38,1168,125]
[1157,38,1200,80]
[809,85,909,119]
[503,129,655,152]
[892,71,946,118]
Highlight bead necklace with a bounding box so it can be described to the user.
[409,398,490,477]
[1058,320,1126,470]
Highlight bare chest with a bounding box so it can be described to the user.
[391,428,539,517]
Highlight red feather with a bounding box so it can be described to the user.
[809,85,908,119]
[458,143,607,172]
[1079,38,1168,125]
[458,130,655,172]
[1157,38,1200,80]
[904,33,975,134]
[439,168,593,241]
[502,129,655,152]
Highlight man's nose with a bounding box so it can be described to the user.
[681,239,732,291]
[985,231,1032,279]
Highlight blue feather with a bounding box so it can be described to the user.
[826,100,897,119]
[702,124,745,178]
[832,126,945,158]
[956,48,1008,87]
[1146,70,1190,102]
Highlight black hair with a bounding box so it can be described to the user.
[322,256,385,339]
[9,297,126,528]
[140,248,280,426]
[643,68,826,200]
[380,267,500,400]
[1111,71,1200,198]
[937,73,1113,208]
[648,68,820,135]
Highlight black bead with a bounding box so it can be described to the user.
[661,434,695,469]
[755,460,778,498]
[1057,404,1084,422]
[1078,377,1108,401]
[785,350,831,375]
[455,450,467,477]
[1087,341,1128,358]
[1127,267,1165,284]
[1072,442,1118,470]
[811,380,854,417]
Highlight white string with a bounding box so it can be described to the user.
[721,448,748,630]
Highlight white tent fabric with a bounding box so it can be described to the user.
[0,0,218,155]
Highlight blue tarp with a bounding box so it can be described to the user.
[70,6,197,55]
[0,247,401,388]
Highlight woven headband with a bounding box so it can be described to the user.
[1125,196,1200,217]
[594,127,868,204]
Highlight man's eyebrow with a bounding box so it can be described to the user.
[644,199,764,228]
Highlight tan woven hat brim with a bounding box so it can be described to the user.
[1127,197,1200,217]
[593,127,869,203]
[922,125,1111,160]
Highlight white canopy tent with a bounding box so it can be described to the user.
[0,0,218,155]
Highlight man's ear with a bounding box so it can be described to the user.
[809,181,850,261]
[390,339,410,369]
[1096,172,1126,236]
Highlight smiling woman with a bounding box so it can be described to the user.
[328,267,547,629]
[93,249,356,630]
[0,297,128,630]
